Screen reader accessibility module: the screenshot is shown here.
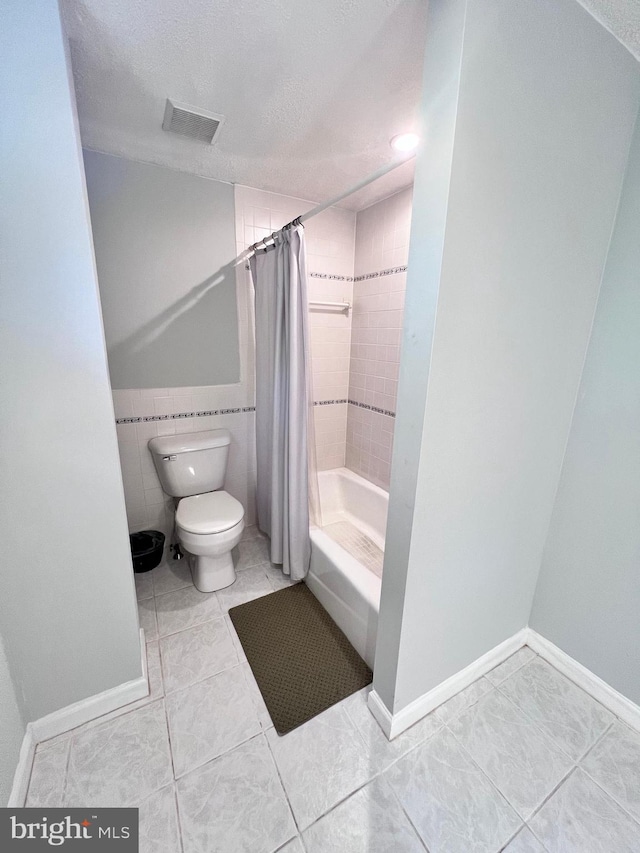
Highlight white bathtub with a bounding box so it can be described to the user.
[306,467,388,668]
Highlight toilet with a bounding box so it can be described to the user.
[148,429,244,593]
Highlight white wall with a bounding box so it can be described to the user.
[0,634,24,805]
[531,111,640,704]
[375,0,640,713]
[84,150,240,390]
[0,0,142,722]
[373,0,470,709]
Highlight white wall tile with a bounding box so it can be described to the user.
[345,186,412,490]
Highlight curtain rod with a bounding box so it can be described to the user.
[238,153,415,264]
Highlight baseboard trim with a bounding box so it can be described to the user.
[525,628,640,733]
[30,629,149,745]
[367,688,394,738]
[368,628,529,739]
[8,631,148,807]
[7,727,36,807]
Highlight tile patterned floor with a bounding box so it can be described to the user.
[26,527,640,852]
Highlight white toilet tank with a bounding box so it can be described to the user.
[148,429,231,497]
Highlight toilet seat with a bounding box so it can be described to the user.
[176,491,244,535]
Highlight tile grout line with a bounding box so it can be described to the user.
[494,658,617,767]
[494,679,579,764]
[159,698,176,795]
[152,599,223,640]
[523,831,552,853]
[155,611,238,656]
[434,677,497,726]
[35,691,169,755]
[163,658,247,713]
[381,772,433,852]
[497,825,539,852]
[443,721,527,836]
[345,688,445,763]
[295,699,443,845]
[296,767,375,837]
[170,783,186,853]
[21,744,39,807]
[60,735,73,807]
[170,727,244,783]
[150,631,227,704]
[484,648,539,688]
[167,680,265,781]
[263,731,304,840]
[151,559,271,599]
[283,703,387,836]
[237,656,274,733]
[579,762,640,829]
[492,682,577,766]
[574,719,615,764]
[524,764,582,831]
[275,838,304,853]
[62,701,172,807]
[478,660,622,829]
[525,761,578,829]
[326,703,524,853]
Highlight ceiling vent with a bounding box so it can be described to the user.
[162,99,225,144]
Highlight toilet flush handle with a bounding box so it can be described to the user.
[163,455,177,462]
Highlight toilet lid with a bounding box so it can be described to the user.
[176,491,244,535]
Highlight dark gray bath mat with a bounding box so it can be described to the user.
[229,582,372,735]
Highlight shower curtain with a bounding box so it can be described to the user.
[250,225,317,581]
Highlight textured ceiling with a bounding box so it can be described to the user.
[578,0,640,61]
[60,0,427,210]
[60,0,639,211]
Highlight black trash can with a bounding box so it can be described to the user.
[130,530,165,573]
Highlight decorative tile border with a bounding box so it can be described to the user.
[348,399,396,418]
[244,265,407,282]
[309,272,354,282]
[115,406,255,425]
[115,398,395,424]
[309,265,407,283]
[354,265,407,282]
[245,265,354,281]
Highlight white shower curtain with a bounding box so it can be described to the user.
[250,225,317,581]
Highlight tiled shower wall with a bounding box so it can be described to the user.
[234,185,356,473]
[346,186,413,490]
[112,181,355,543]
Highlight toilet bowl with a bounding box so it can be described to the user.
[147,429,246,594]
[176,491,245,592]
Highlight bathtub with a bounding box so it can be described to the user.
[306,467,388,668]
